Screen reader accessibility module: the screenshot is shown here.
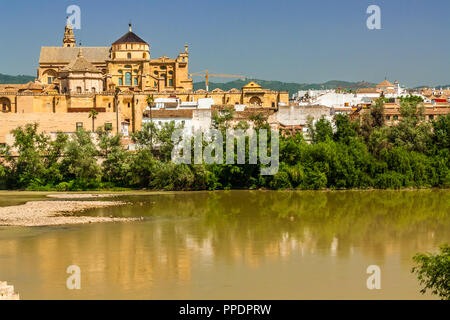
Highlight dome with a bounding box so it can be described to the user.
[112,24,148,45]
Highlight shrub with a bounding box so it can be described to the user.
[412,244,450,300]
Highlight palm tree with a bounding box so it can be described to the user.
[88,109,99,132]
[146,94,154,150]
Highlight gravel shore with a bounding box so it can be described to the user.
[0,200,137,227]
[46,193,118,199]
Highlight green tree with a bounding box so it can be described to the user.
[155,121,184,162]
[412,244,450,300]
[333,113,358,143]
[10,123,50,188]
[388,99,432,153]
[96,128,130,186]
[360,98,385,143]
[432,114,450,151]
[212,107,234,132]
[249,112,270,130]
[310,117,333,144]
[61,128,101,189]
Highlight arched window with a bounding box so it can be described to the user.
[127,53,131,59]
[119,78,123,86]
[43,69,57,85]
[0,97,11,113]
[125,72,132,86]
[134,78,138,86]
[249,96,262,106]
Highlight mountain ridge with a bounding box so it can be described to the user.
[0,73,35,84]
[193,79,377,95]
[2,73,449,94]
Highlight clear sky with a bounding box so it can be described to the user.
[1,0,449,87]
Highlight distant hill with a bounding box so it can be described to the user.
[0,73,35,84]
[415,84,450,89]
[194,79,377,95]
[0,73,379,94]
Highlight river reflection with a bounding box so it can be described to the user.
[0,190,448,299]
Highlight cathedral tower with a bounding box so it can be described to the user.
[63,19,76,47]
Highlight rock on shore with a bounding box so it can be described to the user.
[0,281,19,300]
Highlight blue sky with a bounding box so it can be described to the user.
[1,0,449,87]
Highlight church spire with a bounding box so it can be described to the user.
[63,18,76,48]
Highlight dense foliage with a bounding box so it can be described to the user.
[0,99,449,191]
[412,244,450,300]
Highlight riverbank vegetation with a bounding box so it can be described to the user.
[0,98,449,191]
[412,244,450,300]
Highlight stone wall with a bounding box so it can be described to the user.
[276,105,331,127]
[0,112,119,144]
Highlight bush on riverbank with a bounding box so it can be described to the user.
[0,99,449,191]
[412,244,450,300]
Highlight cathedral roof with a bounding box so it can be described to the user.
[112,31,147,45]
[242,81,262,89]
[19,81,44,92]
[39,47,110,63]
[61,48,101,73]
[376,80,394,88]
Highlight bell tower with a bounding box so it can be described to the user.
[63,19,76,48]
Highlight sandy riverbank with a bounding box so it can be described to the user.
[46,193,119,199]
[0,200,137,227]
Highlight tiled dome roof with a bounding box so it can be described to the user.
[113,32,147,45]
[113,25,147,45]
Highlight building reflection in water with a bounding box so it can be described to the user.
[0,190,448,299]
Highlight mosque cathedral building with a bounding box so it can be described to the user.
[0,22,288,144]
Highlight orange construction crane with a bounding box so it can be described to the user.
[189,70,247,91]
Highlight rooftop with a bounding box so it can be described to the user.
[39,47,110,64]
[112,24,148,45]
[61,48,101,73]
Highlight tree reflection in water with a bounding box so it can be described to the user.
[0,190,448,299]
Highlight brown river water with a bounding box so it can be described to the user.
[0,190,448,299]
